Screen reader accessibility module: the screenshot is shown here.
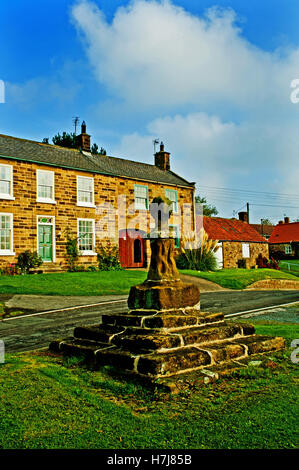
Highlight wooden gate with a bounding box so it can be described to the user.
[119,229,146,268]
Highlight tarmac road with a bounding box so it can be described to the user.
[1,289,298,354]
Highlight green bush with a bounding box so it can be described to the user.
[16,251,43,274]
[64,228,79,272]
[97,243,123,271]
[176,249,217,271]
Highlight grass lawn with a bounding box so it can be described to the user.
[0,270,147,296]
[0,320,298,449]
[279,260,299,277]
[180,268,299,290]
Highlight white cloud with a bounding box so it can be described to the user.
[71,0,298,111]
[71,0,299,221]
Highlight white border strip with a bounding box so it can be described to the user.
[226,300,299,318]
[2,299,127,321]
[2,299,299,322]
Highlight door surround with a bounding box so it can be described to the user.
[37,215,55,263]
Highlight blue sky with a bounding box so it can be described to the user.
[0,0,299,223]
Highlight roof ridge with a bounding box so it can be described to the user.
[0,133,80,152]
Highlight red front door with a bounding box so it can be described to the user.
[119,229,146,268]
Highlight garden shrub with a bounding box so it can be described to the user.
[176,248,217,271]
[97,242,123,271]
[65,228,79,272]
[16,251,43,274]
[256,253,280,270]
[177,228,219,271]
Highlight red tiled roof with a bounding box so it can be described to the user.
[200,216,268,243]
[268,222,299,244]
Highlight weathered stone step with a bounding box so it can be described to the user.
[50,337,114,359]
[231,334,286,355]
[73,324,126,343]
[111,322,255,352]
[101,311,224,329]
[132,334,285,377]
[50,332,286,379]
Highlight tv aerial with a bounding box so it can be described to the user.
[153,138,160,155]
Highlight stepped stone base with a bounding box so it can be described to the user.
[49,308,285,387]
[48,239,286,390]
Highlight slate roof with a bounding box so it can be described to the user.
[268,222,299,244]
[0,134,194,188]
[202,216,268,243]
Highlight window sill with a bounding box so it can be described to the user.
[37,199,57,205]
[0,195,15,201]
[77,202,96,208]
[79,251,97,256]
[0,251,15,256]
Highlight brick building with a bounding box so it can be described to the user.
[203,214,269,269]
[0,124,195,271]
[269,217,299,259]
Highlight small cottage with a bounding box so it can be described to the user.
[269,218,299,259]
[203,213,269,269]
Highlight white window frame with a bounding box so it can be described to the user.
[285,244,292,255]
[134,184,149,211]
[242,242,250,258]
[169,224,180,248]
[77,176,95,208]
[36,215,56,263]
[77,218,97,256]
[165,188,178,214]
[0,164,15,200]
[36,169,56,204]
[0,212,15,256]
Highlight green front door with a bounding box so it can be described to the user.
[38,225,53,262]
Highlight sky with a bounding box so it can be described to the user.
[0,0,299,223]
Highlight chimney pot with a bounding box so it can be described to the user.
[278,220,283,224]
[155,143,170,171]
[238,211,248,223]
[76,121,91,152]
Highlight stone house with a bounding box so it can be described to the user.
[203,214,269,269]
[0,124,195,271]
[269,218,299,259]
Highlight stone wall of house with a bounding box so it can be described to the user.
[222,241,269,269]
[0,157,194,271]
[270,243,298,259]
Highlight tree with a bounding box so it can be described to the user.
[52,132,77,148]
[261,218,273,226]
[195,196,218,217]
[43,131,107,155]
[91,143,107,156]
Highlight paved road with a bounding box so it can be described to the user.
[1,290,298,354]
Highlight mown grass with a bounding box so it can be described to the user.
[0,270,147,296]
[279,260,299,278]
[0,321,298,449]
[180,268,299,289]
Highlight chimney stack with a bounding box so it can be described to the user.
[238,211,248,223]
[155,142,170,171]
[76,121,91,152]
[284,216,290,224]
